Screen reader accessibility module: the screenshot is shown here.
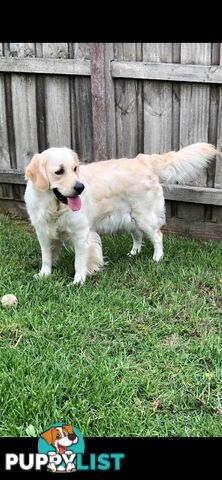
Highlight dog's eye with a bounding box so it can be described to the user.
[55,167,64,175]
[74,166,77,172]
[56,433,61,439]
[63,430,68,436]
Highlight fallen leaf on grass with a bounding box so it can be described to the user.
[160,334,182,348]
[152,400,159,413]
[13,335,22,349]
[161,364,179,372]
[216,408,222,415]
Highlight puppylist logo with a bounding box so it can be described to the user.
[5,422,125,473]
[38,423,84,473]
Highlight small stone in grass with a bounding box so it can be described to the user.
[1,294,18,309]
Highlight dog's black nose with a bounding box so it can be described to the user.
[74,181,85,195]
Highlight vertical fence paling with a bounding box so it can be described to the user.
[214,44,222,189]
[90,43,116,161]
[90,43,108,161]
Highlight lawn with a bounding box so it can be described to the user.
[0,213,221,437]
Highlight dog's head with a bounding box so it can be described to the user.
[25,148,84,211]
[41,425,78,454]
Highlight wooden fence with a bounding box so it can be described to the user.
[0,43,222,241]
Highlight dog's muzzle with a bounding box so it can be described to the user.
[53,182,85,205]
[53,188,68,204]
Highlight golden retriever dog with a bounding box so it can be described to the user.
[24,143,217,284]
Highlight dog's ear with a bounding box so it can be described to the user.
[62,425,73,435]
[25,154,49,191]
[41,428,54,445]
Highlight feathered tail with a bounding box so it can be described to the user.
[148,143,218,183]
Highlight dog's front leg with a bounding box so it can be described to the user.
[35,229,52,277]
[72,233,89,285]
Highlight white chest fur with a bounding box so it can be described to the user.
[24,182,86,242]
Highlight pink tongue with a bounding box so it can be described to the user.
[58,443,66,455]
[67,196,81,212]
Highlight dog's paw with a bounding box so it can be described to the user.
[128,247,141,256]
[153,251,163,262]
[67,273,85,286]
[66,463,76,473]
[47,464,57,473]
[33,270,51,279]
[73,273,85,285]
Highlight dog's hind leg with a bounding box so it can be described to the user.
[73,232,89,284]
[136,220,163,261]
[87,232,104,275]
[149,228,163,261]
[128,229,143,256]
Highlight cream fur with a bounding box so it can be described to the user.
[24,143,217,284]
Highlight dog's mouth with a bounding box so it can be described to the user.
[57,443,66,455]
[53,188,81,212]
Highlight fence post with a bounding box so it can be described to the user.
[90,43,116,161]
[214,43,222,188]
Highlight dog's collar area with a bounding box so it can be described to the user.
[53,188,68,205]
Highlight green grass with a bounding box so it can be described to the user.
[0,213,222,437]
